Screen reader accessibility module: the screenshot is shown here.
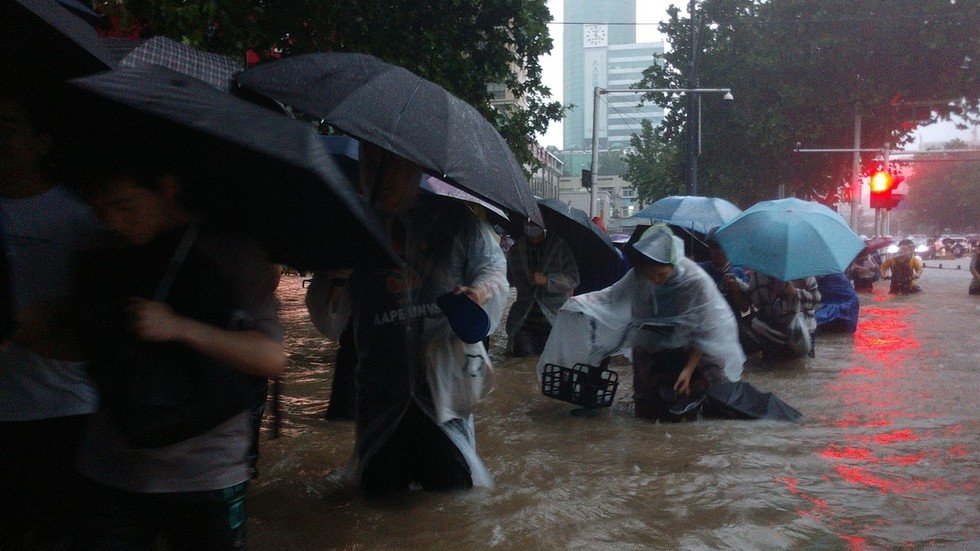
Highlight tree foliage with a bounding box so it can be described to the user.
[95,0,564,168]
[905,142,979,232]
[627,0,979,207]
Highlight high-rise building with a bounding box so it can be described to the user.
[562,0,664,150]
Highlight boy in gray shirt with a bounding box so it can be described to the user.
[66,167,285,550]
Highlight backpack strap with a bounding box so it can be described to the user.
[153,220,202,302]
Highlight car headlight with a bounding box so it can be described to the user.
[915,245,928,253]
[886,244,899,254]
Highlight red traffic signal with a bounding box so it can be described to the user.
[869,170,894,193]
[869,169,897,209]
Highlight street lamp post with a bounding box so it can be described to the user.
[588,86,733,217]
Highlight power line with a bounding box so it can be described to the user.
[601,95,648,144]
[548,13,964,26]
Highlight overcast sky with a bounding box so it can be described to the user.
[536,0,974,151]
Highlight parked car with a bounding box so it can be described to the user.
[941,236,972,258]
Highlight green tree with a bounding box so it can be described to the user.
[905,141,980,232]
[97,1,564,169]
[624,119,686,204]
[627,0,979,207]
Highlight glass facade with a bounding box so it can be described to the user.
[562,1,664,150]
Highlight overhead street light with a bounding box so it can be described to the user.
[588,86,733,217]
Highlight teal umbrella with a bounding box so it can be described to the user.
[714,198,864,281]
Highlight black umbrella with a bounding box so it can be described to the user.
[537,198,625,295]
[120,36,243,92]
[2,0,114,86]
[704,381,803,422]
[234,53,544,229]
[55,0,98,25]
[61,65,399,271]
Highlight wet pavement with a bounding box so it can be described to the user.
[249,259,979,550]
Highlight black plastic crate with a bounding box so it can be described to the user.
[541,363,619,409]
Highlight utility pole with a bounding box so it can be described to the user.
[882,145,890,236]
[849,106,862,232]
[589,86,602,218]
[687,0,699,196]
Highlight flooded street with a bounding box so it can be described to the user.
[250,262,979,550]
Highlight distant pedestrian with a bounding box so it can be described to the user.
[969,249,979,295]
[880,239,923,294]
[846,248,880,292]
[506,225,579,357]
[734,271,821,358]
[814,273,860,334]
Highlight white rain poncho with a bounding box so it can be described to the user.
[307,195,507,488]
[538,225,744,383]
[505,233,579,351]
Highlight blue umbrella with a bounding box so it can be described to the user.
[714,198,865,281]
[631,195,742,234]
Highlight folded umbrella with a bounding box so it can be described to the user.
[2,0,114,86]
[61,65,399,271]
[119,35,243,92]
[704,381,802,422]
[631,195,741,234]
[714,198,865,281]
[234,53,543,229]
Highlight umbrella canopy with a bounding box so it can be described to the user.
[2,0,114,86]
[865,236,893,252]
[631,195,742,234]
[537,198,625,294]
[234,52,543,229]
[61,65,399,271]
[120,36,243,92]
[714,198,864,281]
[317,136,507,219]
[420,176,507,220]
[55,0,98,24]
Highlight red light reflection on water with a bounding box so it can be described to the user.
[837,533,867,551]
[851,307,919,365]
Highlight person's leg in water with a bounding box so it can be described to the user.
[633,347,704,421]
[359,403,472,495]
[324,323,356,421]
[74,478,248,550]
[511,302,552,358]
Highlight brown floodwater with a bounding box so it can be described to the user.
[249,260,979,550]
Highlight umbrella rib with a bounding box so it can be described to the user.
[390,81,424,135]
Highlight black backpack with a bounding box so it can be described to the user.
[78,227,268,448]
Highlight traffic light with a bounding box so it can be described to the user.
[581,168,592,190]
[887,175,906,210]
[869,168,895,209]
